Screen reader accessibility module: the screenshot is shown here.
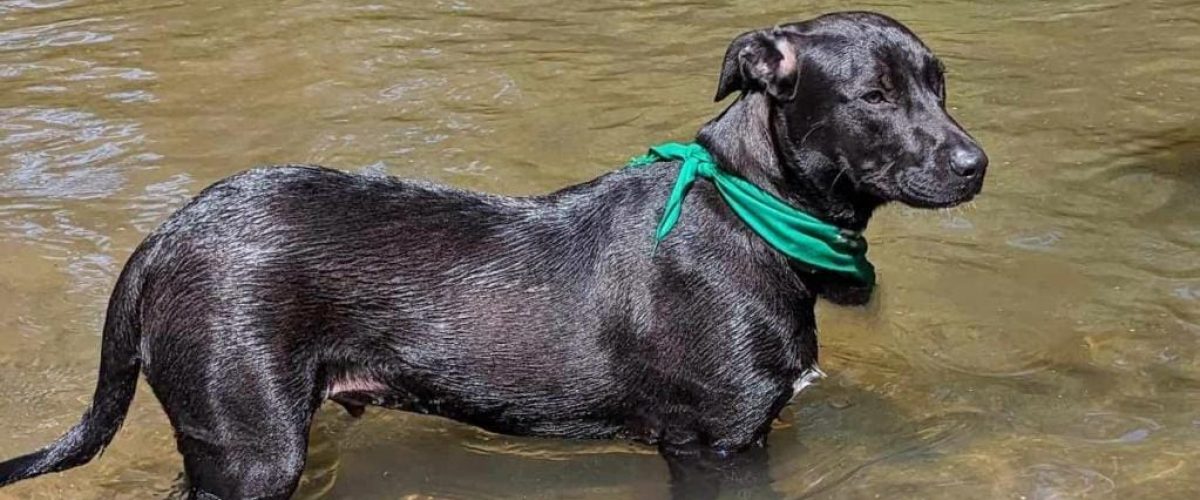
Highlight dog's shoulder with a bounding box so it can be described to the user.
[544,160,682,206]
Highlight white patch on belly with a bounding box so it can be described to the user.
[327,376,388,396]
[791,364,826,400]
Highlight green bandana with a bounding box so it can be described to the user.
[627,141,876,285]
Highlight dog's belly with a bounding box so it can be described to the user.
[322,366,804,448]
[323,370,628,438]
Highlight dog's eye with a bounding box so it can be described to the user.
[861,90,887,104]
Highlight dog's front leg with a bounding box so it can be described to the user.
[659,442,779,500]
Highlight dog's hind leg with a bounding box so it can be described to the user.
[178,418,312,500]
[146,346,323,499]
[173,382,320,500]
[172,387,319,500]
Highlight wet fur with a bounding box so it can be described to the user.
[0,12,986,499]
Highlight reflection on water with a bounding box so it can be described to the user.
[1,0,1198,498]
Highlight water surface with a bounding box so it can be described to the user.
[1,0,1198,498]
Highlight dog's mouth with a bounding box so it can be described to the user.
[895,169,982,209]
[830,153,984,209]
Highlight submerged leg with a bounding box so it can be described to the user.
[660,443,777,500]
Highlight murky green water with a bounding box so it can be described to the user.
[1,0,1198,498]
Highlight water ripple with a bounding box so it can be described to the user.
[0,106,145,198]
[0,17,112,51]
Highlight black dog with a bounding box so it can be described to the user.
[0,11,986,499]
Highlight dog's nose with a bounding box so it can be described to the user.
[949,145,987,178]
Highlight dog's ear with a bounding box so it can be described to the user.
[714,28,800,102]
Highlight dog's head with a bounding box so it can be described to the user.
[714,12,986,208]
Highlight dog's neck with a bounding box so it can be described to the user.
[695,92,877,232]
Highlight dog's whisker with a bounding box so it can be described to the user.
[799,121,826,148]
[829,160,851,192]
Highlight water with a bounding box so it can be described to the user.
[1,1,1197,498]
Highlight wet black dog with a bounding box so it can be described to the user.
[0,11,985,499]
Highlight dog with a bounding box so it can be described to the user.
[0,11,986,499]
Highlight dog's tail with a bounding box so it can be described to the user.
[0,243,151,487]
